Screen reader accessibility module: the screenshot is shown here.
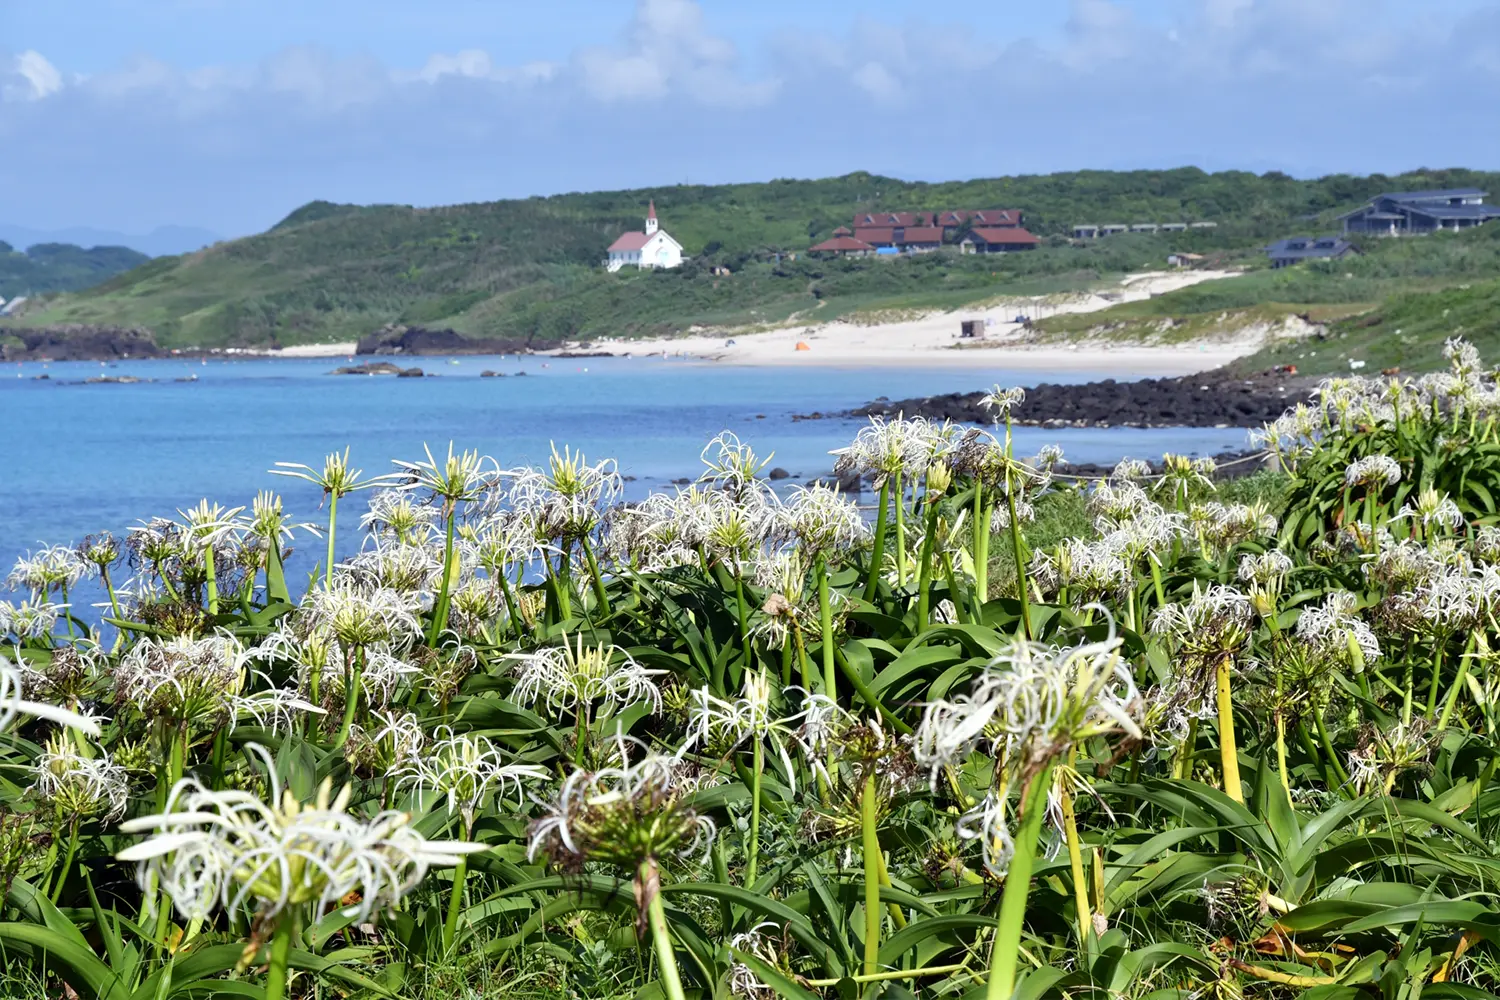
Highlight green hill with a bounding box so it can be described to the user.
[14,167,1500,349]
[0,242,150,300]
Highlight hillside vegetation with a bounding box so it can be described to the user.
[0,242,150,300]
[13,166,1500,348]
[1033,220,1500,370]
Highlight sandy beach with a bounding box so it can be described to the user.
[577,269,1264,376]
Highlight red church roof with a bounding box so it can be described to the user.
[647,200,657,220]
[608,232,651,252]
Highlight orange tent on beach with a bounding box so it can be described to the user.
[795,341,811,351]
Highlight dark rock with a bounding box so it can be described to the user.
[356,323,531,357]
[0,325,162,362]
[554,350,613,359]
[32,374,49,380]
[330,361,405,376]
[514,371,528,376]
[768,467,790,480]
[396,367,425,378]
[82,375,146,385]
[842,367,1315,429]
[671,477,691,485]
[480,370,505,377]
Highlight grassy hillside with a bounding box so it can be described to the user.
[1033,222,1500,357]
[14,167,1500,349]
[0,242,150,300]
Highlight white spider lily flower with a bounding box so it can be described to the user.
[1086,480,1154,528]
[392,442,502,504]
[831,416,935,486]
[776,484,869,557]
[301,582,422,650]
[345,710,426,776]
[955,790,1016,875]
[728,922,786,999]
[527,734,715,869]
[1030,539,1131,608]
[118,748,483,924]
[1348,721,1436,796]
[394,727,548,832]
[1237,550,1294,587]
[1392,487,1464,533]
[360,489,440,540]
[685,670,841,793]
[1295,591,1380,667]
[1109,458,1153,484]
[509,635,664,717]
[1149,584,1256,658]
[229,677,326,735]
[115,631,246,726]
[340,540,443,596]
[698,488,774,572]
[1344,455,1402,490]
[979,385,1026,418]
[507,446,622,541]
[0,599,63,640]
[31,733,129,821]
[914,624,1142,781]
[1444,337,1482,376]
[699,431,774,499]
[7,545,90,594]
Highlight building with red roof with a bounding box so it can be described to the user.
[809,235,877,257]
[607,200,684,272]
[960,227,1039,254]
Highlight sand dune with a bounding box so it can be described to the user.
[578,269,1261,376]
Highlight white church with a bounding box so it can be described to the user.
[606,201,684,272]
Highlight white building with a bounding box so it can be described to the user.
[606,201,683,272]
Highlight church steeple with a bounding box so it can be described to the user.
[645,199,659,236]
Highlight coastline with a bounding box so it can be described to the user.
[572,268,1262,374]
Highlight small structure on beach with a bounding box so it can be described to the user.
[810,228,878,257]
[1167,252,1204,268]
[606,201,684,272]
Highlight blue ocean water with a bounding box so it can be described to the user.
[0,353,1249,578]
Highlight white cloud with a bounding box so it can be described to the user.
[5,0,1500,234]
[3,50,63,101]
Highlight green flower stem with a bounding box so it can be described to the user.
[780,642,794,689]
[581,535,611,614]
[986,758,1058,1000]
[334,648,364,749]
[1147,559,1167,612]
[942,552,967,625]
[1057,763,1090,945]
[861,767,882,983]
[557,552,574,621]
[1313,703,1350,788]
[263,911,298,1000]
[1427,636,1461,718]
[643,861,688,1000]
[1439,633,1485,730]
[324,492,339,589]
[498,574,525,642]
[1215,655,1244,803]
[442,825,471,953]
[747,739,763,889]
[734,571,752,667]
[863,480,892,602]
[429,504,458,644]
[793,625,813,692]
[893,470,907,588]
[202,547,218,616]
[971,485,988,618]
[916,503,940,626]
[1004,474,1031,640]
[816,556,836,702]
[834,644,914,735]
[574,706,589,766]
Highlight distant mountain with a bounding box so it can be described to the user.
[0,243,151,300]
[0,224,221,258]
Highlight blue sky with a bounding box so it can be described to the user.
[4,0,1500,245]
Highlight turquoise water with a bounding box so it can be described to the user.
[0,353,1249,575]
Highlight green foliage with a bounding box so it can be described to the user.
[19,167,1500,349]
[8,352,1500,997]
[0,243,150,299]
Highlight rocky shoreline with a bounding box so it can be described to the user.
[819,367,1313,429]
[0,325,163,362]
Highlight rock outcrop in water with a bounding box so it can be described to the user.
[0,325,163,362]
[834,368,1313,429]
[356,324,530,357]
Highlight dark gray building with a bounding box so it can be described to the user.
[1340,188,1500,234]
[1265,237,1358,268]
